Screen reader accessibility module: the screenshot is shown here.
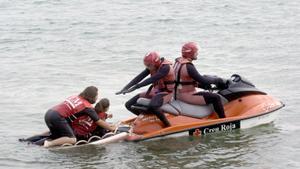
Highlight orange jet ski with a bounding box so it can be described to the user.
[119,74,284,141]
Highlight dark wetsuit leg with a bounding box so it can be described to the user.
[125,94,141,116]
[19,132,51,145]
[91,126,107,137]
[148,93,171,127]
[44,110,75,139]
[195,92,226,118]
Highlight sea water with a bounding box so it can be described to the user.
[0,0,299,168]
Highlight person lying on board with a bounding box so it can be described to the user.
[72,98,113,140]
[116,52,175,127]
[43,86,116,147]
[173,42,227,118]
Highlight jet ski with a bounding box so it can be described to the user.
[120,74,284,141]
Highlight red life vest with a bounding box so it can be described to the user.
[99,112,108,120]
[150,59,175,92]
[71,111,107,138]
[71,114,97,137]
[51,95,93,118]
[174,57,198,94]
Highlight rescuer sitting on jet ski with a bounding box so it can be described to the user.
[116,52,175,127]
[174,42,226,118]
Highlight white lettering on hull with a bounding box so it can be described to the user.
[202,123,237,134]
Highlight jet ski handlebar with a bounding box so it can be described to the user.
[202,75,229,91]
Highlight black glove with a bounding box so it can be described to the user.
[216,78,228,89]
[198,83,212,90]
[115,89,127,95]
[126,85,139,93]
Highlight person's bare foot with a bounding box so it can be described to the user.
[43,140,51,148]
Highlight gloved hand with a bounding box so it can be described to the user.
[216,78,228,90]
[125,85,139,93]
[115,89,127,95]
[198,83,212,90]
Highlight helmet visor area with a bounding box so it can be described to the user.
[144,63,156,71]
[192,51,198,60]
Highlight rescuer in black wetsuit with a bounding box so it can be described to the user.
[116,52,175,127]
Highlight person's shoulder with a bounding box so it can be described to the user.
[186,62,195,67]
[84,107,97,113]
[160,64,171,71]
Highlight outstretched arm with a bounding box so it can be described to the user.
[135,64,170,88]
[84,108,115,131]
[95,119,115,131]
[120,69,150,91]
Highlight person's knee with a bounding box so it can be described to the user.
[69,137,77,144]
[212,94,221,102]
[203,93,220,104]
[149,97,163,110]
[62,136,77,145]
[149,103,162,111]
[125,95,140,110]
[125,100,132,111]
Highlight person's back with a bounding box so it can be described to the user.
[174,57,198,94]
[173,42,226,118]
[151,58,175,93]
[51,95,93,118]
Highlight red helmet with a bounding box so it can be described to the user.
[182,42,198,60]
[144,52,161,68]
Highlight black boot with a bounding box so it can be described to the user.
[152,110,171,127]
[125,94,141,116]
[197,92,226,118]
[207,95,226,118]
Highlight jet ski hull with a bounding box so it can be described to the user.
[124,94,284,141]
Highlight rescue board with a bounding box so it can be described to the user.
[50,132,128,150]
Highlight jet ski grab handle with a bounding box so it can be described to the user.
[204,74,255,92]
[230,74,255,87]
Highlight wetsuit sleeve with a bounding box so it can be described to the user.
[186,64,216,89]
[82,108,100,122]
[136,64,170,88]
[122,69,150,90]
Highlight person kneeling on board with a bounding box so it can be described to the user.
[44,86,115,147]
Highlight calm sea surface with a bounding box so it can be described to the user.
[0,0,299,168]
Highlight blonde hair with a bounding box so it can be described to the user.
[95,98,110,112]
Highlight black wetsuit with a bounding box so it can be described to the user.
[182,63,226,118]
[122,63,171,127]
[44,108,100,139]
[122,64,170,90]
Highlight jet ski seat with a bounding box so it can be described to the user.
[136,98,214,119]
